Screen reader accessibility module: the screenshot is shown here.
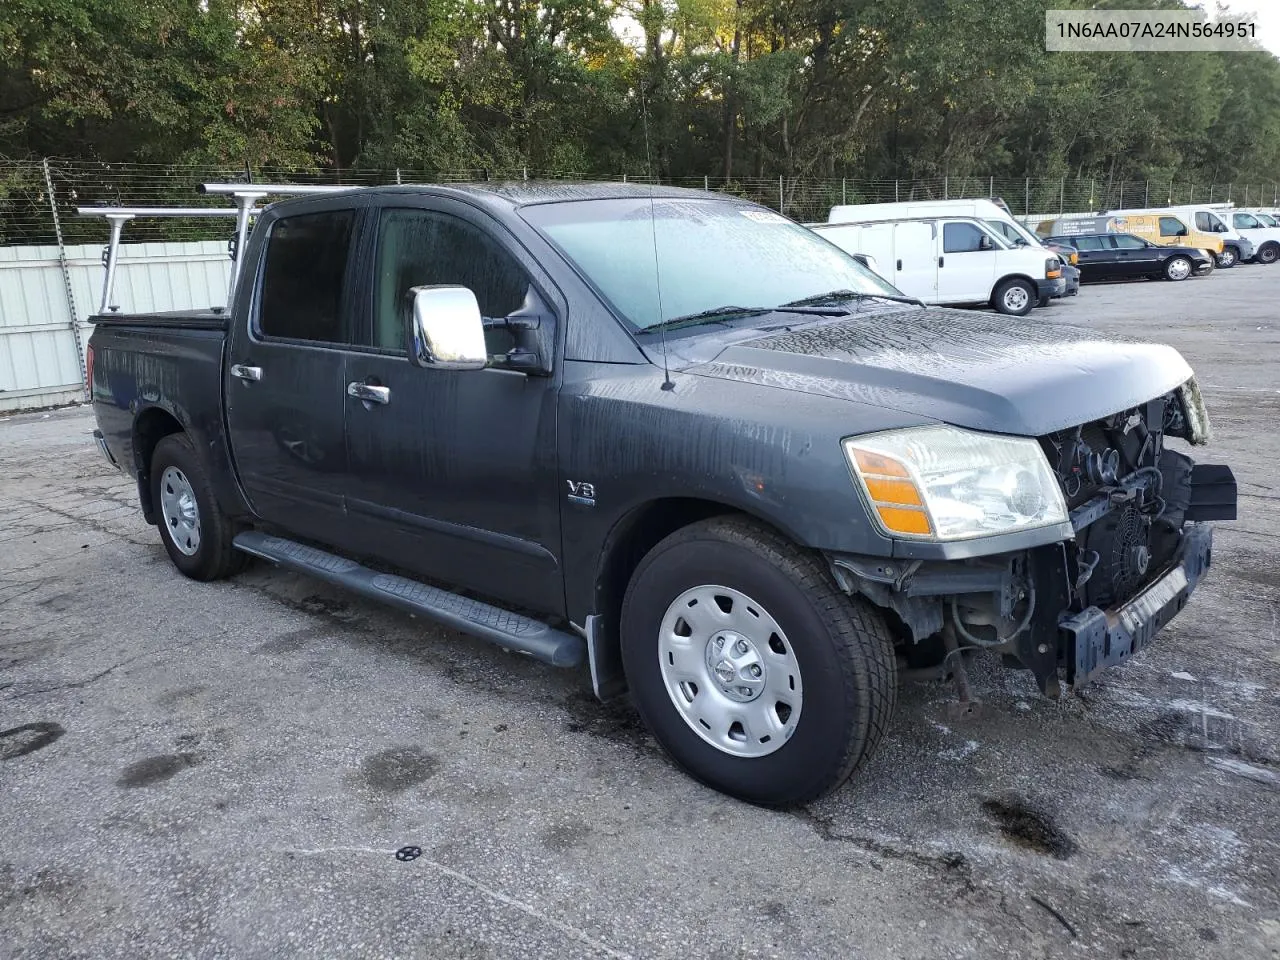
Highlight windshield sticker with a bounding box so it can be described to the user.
[740,210,788,224]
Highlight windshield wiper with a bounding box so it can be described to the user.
[645,301,848,333]
[782,289,926,309]
[644,305,772,332]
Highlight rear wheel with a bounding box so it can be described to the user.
[620,517,897,807]
[1164,256,1193,282]
[1216,246,1238,268]
[151,434,244,581]
[1257,242,1279,265]
[992,278,1035,316]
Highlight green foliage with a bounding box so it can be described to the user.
[3,0,1280,185]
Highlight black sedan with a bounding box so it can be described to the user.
[1045,232,1213,282]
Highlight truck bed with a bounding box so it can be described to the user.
[90,309,230,331]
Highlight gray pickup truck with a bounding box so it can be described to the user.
[87,182,1236,806]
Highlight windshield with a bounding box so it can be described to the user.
[520,197,903,331]
[985,217,1040,248]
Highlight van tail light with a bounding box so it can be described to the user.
[85,344,94,394]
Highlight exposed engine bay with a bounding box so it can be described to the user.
[830,381,1237,698]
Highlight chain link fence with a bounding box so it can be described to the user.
[5,158,1280,247]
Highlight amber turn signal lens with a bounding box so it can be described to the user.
[850,448,910,479]
[863,476,924,506]
[875,506,932,536]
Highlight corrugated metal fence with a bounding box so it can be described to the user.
[0,241,231,412]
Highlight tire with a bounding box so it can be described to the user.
[150,433,244,581]
[1163,256,1193,282]
[619,516,897,807]
[1257,243,1279,265]
[992,278,1036,316]
[1037,295,1051,308]
[1216,246,1237,269]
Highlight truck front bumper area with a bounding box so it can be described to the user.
[1061,522,1212,689]
[1037,277,1067,300]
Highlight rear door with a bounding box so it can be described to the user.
[224,203,361,534]
[340,198,565,614]
[1066,235,1110,276]
[891,221,938,301]
[936,220,995,303]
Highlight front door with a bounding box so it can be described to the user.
[936,220,996,303]
[224,205,359,534]
[1108,234,1158,275]
[341,200,565,615]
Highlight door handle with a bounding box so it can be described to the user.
[938,256,945,268]
[896,259,903,271]
[347,382,391,405]
[230,364,262,382]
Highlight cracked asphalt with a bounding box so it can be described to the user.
[2,267,1279,959]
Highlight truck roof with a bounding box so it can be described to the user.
[266,181,728,215]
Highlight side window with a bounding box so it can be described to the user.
[1110,235,1144,250]
[258,211,355,343]
[373,209,531,352]
[1158,217,1186,237]
[1194,212,1213,232]
[942,222,986,253]
[1071,236,1103,251]
[1235,213,1260,229]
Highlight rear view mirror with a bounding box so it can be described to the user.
[978,235,994,251]
[408,285,487,371]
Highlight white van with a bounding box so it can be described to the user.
[1222,209,1280,264]
[1103,206,1255,268]
[811,217,1064,316]
[828,198,1048,250]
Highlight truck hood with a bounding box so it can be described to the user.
[682,308,1193,436]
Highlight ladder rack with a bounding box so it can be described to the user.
[77,182,366,313]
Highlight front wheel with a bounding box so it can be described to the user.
[992,278,1036,316]
[1216,246,1237,269]
[151,434,244,581]
[1164,256,1193,282]
[619,517,897,807]
[1257,243,1279,265]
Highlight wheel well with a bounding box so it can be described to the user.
[595,498,733,625]
[133,407,184,523]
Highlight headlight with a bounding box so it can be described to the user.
[844,426,1069,541]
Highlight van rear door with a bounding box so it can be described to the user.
[890,222,937,302]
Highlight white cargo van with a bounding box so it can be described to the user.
[828,198,1050,250]
[1222,209,1280,264]
[1104,206,1255,267]
[811,217,1064,316]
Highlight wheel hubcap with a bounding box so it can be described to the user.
[159,466,201,556]
[658,585,803,758]
[1169,260,1190,280]
[1220,251,1234,266]
[1005,287,1028,311]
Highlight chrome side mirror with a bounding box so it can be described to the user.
[408,285,487,371]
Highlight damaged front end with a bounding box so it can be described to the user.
[831,381,1237,698]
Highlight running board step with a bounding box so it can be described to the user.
[233,531,584,668]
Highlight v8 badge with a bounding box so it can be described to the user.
[566,480,596,506]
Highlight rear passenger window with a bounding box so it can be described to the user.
[1158,217,1186,237]
[258,211,355,343]
[942,222,986,253]
[1071,236,1103,251]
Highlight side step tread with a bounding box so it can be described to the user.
[233,531,583,668]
